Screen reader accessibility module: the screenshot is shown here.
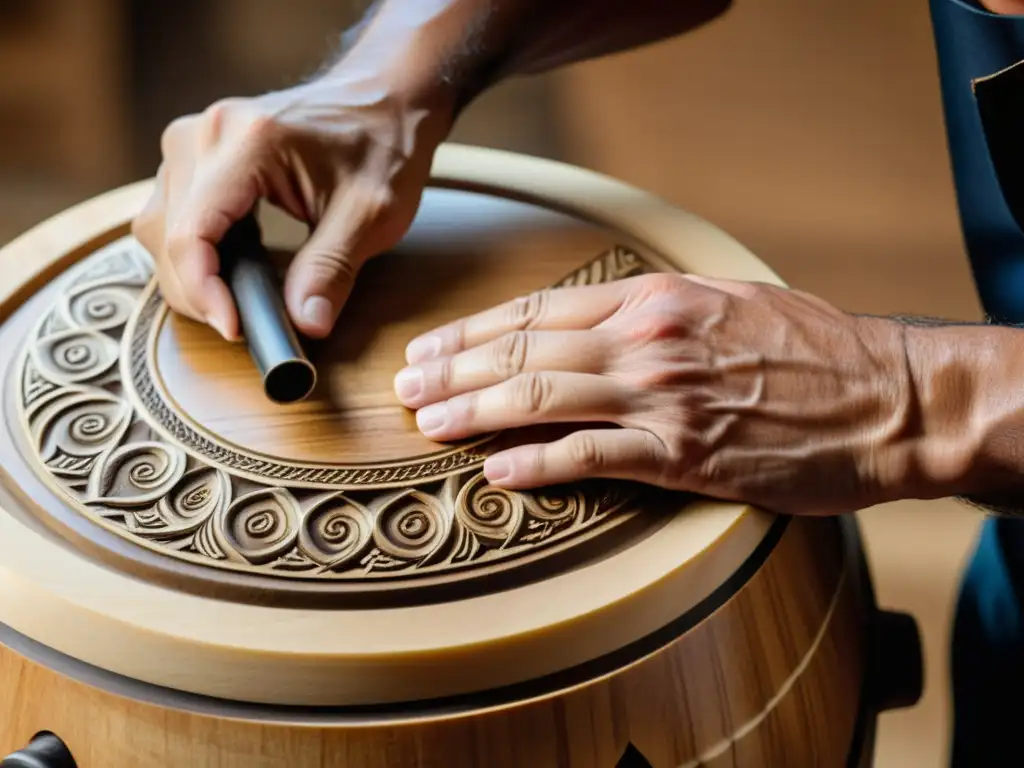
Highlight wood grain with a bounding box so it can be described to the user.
[0,144,897,766]
[156,223,614,465]
[0,515,870,768]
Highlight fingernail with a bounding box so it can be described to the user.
[484,456,512,483]
[302,296,335,332]
[206,313,231,341]
[416,403,448,435]
[406,335,442,364]
[394,367,424,401]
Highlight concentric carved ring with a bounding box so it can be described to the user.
[125,281,497,491]
[15,236,655,588]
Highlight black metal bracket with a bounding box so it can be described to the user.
[1,732,77,768]
[616,742,654,768]
[865,609,924,713]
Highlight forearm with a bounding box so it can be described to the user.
[489,0,732,80]
[331,0,730,113]
[902,320,1024,512]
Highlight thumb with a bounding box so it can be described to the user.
[284,191,374,339]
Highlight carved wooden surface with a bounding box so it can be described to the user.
[14,237,656,587]
[0,148,881,767]
[0,172,780,707]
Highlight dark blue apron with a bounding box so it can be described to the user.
[930,1,1024,763]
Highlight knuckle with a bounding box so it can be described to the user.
[568,433,604,472]
[240,111,280,148]
[329,255,359,287]
[131,220,159,259]
[504,290,548,330]
[630,364,680,391]
[512,371,552,414]
[364,184,396,221]
[160,115,195,156]
[165,220,196,256]
[635,272,685,297]
[201,98,244,138]
[152,262,189,314]
[304,250,358,286]
[132,192,165,247]
[625,309,687,344]
[696,452,732,489]
[130,210,152,242]
[738,281,769,300]
[436,357,455,392]
[447,319,466,354]
[491,331,529,379]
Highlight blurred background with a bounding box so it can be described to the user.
[0,0,988,765]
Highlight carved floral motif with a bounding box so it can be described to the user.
[16,238,651,582]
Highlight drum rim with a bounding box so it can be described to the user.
[0,143,785,707]
[0,517,797,727]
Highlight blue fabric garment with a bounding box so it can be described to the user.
[929,0,1024,764]
[931,0,1024,325]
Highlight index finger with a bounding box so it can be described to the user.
[404,279,633,364]
[164,158,261,340]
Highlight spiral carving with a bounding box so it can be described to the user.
[32,328,119,386]
[86,441,187,509]
[70,413,108,441]
[455,472,525,546]
[133,467,232,538]
[16,239,649,583]
[214,488,301,565]
[32,392,132,478]
[524,491,586,523]
[373,489,451,561]
[299,494,373,568]
[62,282,138,331]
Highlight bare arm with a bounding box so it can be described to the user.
[335,0,731,112]
[133,1,729,341]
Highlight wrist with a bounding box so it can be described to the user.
[330,6,483,120]
[330,40,462,123]
[302,55,458,158]
[901,321,1024,500]
[332,0,539,119]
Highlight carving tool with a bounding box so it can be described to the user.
[217,211,317,404]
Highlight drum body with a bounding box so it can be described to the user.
[0,145,921,767]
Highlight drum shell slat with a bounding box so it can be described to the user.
[0,516,869,767]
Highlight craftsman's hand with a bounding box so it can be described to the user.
[394,273,926,515]
[132,77,454,340]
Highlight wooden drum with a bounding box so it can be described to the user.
[0,145,922,767]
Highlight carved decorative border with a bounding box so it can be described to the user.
[15,238,654,583]
[126,284,495,490]
[125,243,648,490]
